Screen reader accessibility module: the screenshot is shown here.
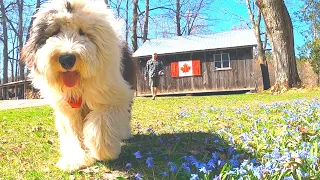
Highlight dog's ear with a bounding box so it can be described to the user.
[121,42,137,90]
[21,10,51,72]
[21,33,37,70]
[21,11,41,71]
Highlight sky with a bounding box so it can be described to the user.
[209,0,308,51]
[145,0,308,52]
[0,0,310,78]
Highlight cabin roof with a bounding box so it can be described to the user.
[133,29,257,58]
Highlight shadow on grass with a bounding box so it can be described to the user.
[94,131,249,179]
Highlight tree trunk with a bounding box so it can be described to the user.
[176,0,181,36]
[256,0,301,93]
[18,0,24,81]
[246,0,270,90]
[24,0,40,78]
[11,40,15,81]
[142,0,149,42]
[125,0,129,42]
[132,0,139,52]
[0,0,8,99]
[26,0,40,41]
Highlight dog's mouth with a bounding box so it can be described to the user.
[61,71,79,88]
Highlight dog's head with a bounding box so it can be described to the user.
[21,0,122,89]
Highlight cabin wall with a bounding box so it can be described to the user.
[136,47,255,96]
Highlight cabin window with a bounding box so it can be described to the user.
[213,53,231,70]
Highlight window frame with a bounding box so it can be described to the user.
[213,53,231,70]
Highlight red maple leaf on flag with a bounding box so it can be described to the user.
[180,63,191,73]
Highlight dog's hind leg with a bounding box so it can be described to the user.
[55,110,95,172]
[83,105,132,161]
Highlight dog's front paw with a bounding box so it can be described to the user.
[123,132,133,140]
[56,156,96,172]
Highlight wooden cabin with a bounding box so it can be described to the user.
[0,79,38,100]
[133,30,258,96]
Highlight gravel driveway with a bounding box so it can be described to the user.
[0,99,48,110]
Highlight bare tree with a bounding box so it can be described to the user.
[256,0,301,92]
[142,0,149,42]
[18,0,24,80]
[246,0,270,90]
[159,0,210,37]
[0,0,8,85]
[125,0,129,42]
[176,0,181,36]
[109,0,124,18]
[131,0,138,51]
[24,0,40,75]
[0,0,9,99]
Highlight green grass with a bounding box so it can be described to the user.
[0,90,320,179]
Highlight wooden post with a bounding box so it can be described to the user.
[5,87,8,100]
[24,82,26,99]
[15,85,18,99]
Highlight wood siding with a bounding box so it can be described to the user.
[136,47,255,96]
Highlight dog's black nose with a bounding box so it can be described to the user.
[59,54,76,70]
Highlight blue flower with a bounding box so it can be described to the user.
[264,153,271,158]
[262,127,268,133]
[190,174,199,180]
[195,162,206,169]
[170,164,177,172]
[207,159,216,168]
[299,150,309,159]
[229,158,240,168]
[283,175,294,180]
[199,166,209,174]
[306,108,314,116]
[212,152,219,162]
[251,158,257,164]
[228,135,234,144]
[135,173,142,180]
[125,163,132,169]
[134,151,142,159]
[160,172,168,177]
[237,167,247,175]
[182,162,191,172]
[213,175,220,180]
[227,147,235,154]
[146,157,153,168]
[168,161,177,172]
[252,165,263,179]
[271,147,281,159]
[240,159,249,167]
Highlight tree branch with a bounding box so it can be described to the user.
[246,0,256,27]
[138,6,173,17]
[5,2,15,11]
[3,12,18,35]
[256,7,261,28]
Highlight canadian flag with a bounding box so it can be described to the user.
[171,60,201,77]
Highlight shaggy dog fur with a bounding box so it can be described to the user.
[21,0,136,172]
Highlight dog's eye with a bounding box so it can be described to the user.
[38,38,47,46]
[79,29,85,36]
[51,29,60,37]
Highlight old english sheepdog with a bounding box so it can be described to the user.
[21,0,136,172]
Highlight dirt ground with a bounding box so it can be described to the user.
[0,99,48,110]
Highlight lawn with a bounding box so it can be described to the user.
[0,90,320,179]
